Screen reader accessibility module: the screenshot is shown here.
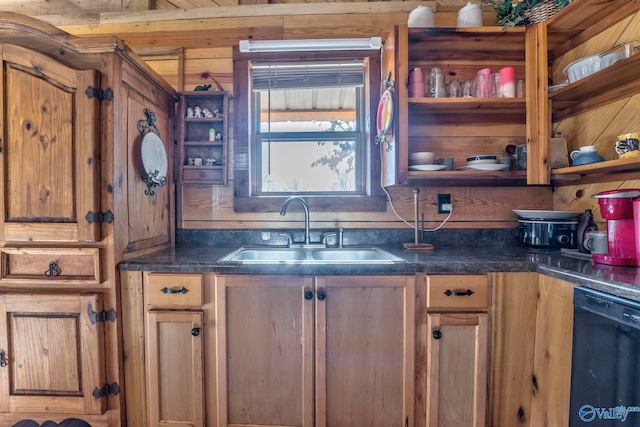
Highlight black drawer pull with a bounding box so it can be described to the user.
[444,289,474,297]
[44,261,61,278]
[191,327,200,337]
[161,287,189,294]
[304,291,313,300]
[0,350,7,367]
[432,330,442,340]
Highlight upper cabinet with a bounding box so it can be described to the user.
[541,0,640,184]
[0,44,101,242]
[177,91,230,186]
[382,25,537,187]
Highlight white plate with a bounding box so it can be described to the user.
[513,210,582,220]
[141,132,168,184]
[457,164,510,171]
[409,164,447,171]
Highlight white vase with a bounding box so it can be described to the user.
[408,5,435,28]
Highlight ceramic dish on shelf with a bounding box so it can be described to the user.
[457,164,509,171]
[513,210,582,220]
[141,132,168,184]
[409,164,447,171]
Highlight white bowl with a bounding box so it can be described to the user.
[409,151,435,165]
[563,54,602,83]
[466,155,497,165]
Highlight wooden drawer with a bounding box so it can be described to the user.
[0,247,101,285]
[146,273,203,308]
[182,168,223,183]
[426,274,489,310]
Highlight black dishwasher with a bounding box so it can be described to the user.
[570,287,640,425]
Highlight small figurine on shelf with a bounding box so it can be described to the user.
[186,107,195,118]
[215,132,223,141]
[213,106,222,117]
[201,107,214,118]
[193,106,202,118]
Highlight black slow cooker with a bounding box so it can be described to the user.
[518,218,578,248]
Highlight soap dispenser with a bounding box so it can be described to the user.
[577,209,598,253]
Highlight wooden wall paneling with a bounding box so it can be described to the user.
[552,179,640,224]
[282,13,410,40]
[489,272,538,427]
[180,183,552,229]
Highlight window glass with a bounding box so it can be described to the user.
[251,61,366,196]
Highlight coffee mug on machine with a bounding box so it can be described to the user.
[584,230,608,255]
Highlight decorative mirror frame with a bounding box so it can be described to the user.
[137,108,168,196]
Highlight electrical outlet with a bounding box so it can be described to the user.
[438,194,451,214]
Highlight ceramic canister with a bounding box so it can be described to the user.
[408,5,435,28]
[457,2,483,27]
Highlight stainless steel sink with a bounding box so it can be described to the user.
[218,246,406,264]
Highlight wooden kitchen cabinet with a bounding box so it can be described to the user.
[0,292,106,415]
[0,13,177,427]
[381,25,538,187]
[530,275,575,427]
[0,44,101,243]
[419,274,489,427]
[539,0,640,184]
[215,274,415,427]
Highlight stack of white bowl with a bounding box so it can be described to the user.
[466,155,497,165]
[410,151,435,166]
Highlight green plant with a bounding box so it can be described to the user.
[482,0,571,26]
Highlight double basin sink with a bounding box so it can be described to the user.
[219,245,406,264]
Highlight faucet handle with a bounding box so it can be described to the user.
[322,231,337,247]
[278,232,294,247]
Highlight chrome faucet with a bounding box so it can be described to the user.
[280,196,310,245]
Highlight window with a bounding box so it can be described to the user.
[233,51,386,213]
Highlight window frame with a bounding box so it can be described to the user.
[233,49,387,213]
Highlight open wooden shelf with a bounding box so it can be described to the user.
[407,170,527,186]
[409,97,526,114]
[551,157,640,184]
[546,0,640,60]
[549,53,640,121]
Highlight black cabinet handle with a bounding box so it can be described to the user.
[191,328,200,337]
[444,289,474,297]
[317,290,326,301]
[161,287,189,294]
[44,261,61,278]
[432,330,442,340]
[0,350,7,367]
[304,290,313,300]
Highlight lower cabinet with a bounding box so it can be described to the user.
[144,273,206,427]
[215,274,415,427]
[0,292,107,416]
[420,274,490,427]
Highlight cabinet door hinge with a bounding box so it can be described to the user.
[85,210,114,224]
[92,382,120,399]
[85,86,114,102]
[87,303,117,324]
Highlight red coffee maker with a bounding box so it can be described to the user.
[592,189,640,266]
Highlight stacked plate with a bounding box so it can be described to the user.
[457,154,509,171]
[409,152,447,171]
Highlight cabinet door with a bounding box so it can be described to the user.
[0,293,106,415]
[146,310,205,427]
[426,312,488,427]
[216,275,314,427]
[0,44,100,242]
[315,276,415,427]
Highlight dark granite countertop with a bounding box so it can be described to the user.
[119,243,640,303]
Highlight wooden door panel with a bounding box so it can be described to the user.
[426,313,488,427]
[0,44,100,243]
[316,276,415,427]
[216,275,314,427]
[0,293,106,415]
[146,310,204,427]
